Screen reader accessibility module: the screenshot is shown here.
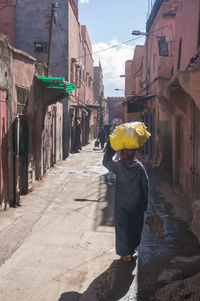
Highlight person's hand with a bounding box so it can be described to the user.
[104,140,115,157]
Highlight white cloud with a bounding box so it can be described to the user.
[92,40,135,97]
[79,0,90,4]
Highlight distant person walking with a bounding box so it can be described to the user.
[103,140,149,262]
[74,117,82,153]
[98,127,106,149]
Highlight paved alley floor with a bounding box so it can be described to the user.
[0,143,138,301]
[1,142,200,301]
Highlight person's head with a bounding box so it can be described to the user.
[120,149,136,165]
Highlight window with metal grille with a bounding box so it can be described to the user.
[16,86,29,105]
[158,37,168,56]
[16,86,29,115]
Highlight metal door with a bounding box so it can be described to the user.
[191,102,200,201]
[13,115,29,205]
[51,106,57,164]
[175,116,184,192]
[19,116,28,194]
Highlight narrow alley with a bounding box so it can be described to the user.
[0,142,136,301]
[1,0,200,300]
[0,142,200,301]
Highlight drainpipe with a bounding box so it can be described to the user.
[145,36,149,95]
[47,2,58,76]
[16,116,20,157]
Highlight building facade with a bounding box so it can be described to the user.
[0,0,96,157]
[93,62,107,133]
[124,0,200,241]
[0,34,69,209]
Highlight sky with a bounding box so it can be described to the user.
[78,0,148,97]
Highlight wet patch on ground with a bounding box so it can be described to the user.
[137,170,200,301]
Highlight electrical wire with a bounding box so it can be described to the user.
[50,24,173,66]
[76,36,143,59]
[51,35,144,66]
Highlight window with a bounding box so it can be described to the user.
[158,37,168,57]
[16,86,29,105]
[34,42,47,53]
[16,85,29,115]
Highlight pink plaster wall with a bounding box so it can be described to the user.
[132,46,145,94]
[125,60,134,97]
[170,99,192,197]
[81,25,94,105]
[0,0,16,46]
[174,0,200,72]
[146,0,181,94]
[79,25,86,103]
[68,1,80,105]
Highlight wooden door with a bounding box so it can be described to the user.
[0,91,8,208]
[191,103,200,201]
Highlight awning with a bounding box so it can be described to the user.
[86,103,101,109]
[37,76,76,93]
[126,94,155,113]
[70,104,91,116]
[36,76,76,106]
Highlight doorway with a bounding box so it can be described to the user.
[0,90,8,208]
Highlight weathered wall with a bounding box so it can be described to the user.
[0,0,16,46]
[12,48,36,193]
[174,0,200,72]
[0,34,36,206]
[15,0,68,78]
[146,0,182,94]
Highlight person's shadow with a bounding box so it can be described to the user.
[58,259,137,301]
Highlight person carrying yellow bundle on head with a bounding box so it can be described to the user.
[102,121,150,262]
[109,121,151,151]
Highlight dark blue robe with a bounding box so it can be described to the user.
[103,149,149,256]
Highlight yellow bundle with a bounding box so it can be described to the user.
[109,121,151,151]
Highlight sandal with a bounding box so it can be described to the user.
[124,255,132,262]
[120,255,132,262]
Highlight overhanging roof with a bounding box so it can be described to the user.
[127,94,155,103]
[86,103,101,109]
[126,94,155,113]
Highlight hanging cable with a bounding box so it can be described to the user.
[51,35,144,66]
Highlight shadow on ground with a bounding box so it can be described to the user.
[74,174,114,229]
[137,170,200,300]
[58,259,136,301]
[99,175,115,226]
